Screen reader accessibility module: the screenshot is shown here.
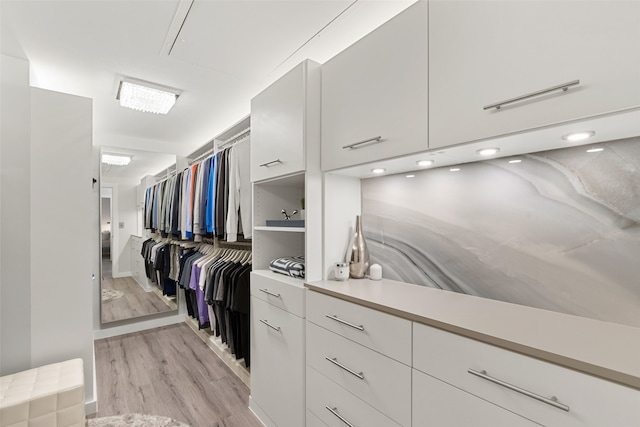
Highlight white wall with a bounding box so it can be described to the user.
[31,88,95,408]
[30,87,95,408]
[0,55,32,375]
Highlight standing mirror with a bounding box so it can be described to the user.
[100,147,178,324]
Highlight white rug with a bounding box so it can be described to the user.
[101,289,124,303]
[88,413,190,427]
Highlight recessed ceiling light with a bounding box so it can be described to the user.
[417,160,434,167]
[477,147,500,156]
[450,168,461,172]
[406,174,416,178]
[102,154,131,166]
[508,159,522,164]
[586,147,604,153]
[562,131,595,142]
[116,78,181,114]
[371,168,386,174]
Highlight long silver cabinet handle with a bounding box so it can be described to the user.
[483,79,579,111]
[259,159,282,167]
[325,314,365,331]
[342,136,382,150]
[468,369,570,412]
[259,288,280,298]
[259,319,281,332]
[326,357,365,380]
[325,406,355,427]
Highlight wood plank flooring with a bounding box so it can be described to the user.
[101,276,176,323]
[94,323,263,427]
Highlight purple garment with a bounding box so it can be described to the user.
[189,264,210,326]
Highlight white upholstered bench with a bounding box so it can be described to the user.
[0,358,85,427]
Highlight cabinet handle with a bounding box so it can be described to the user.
[468,369,569,412]
[325,406,355,427]
[325,357,365,380]
[325,314,365,331]
[342,136,382,150]
[259,159,282,167]
[483,79,579,111]
[259,319,281,332]
[259,288,281,298]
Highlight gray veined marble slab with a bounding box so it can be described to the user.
[361,136,640,328]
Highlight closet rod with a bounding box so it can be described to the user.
[188,147,215,166]
[217,127,250,150]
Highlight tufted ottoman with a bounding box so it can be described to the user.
[0,358,85,427]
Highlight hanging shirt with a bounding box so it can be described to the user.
[226,138,252,242]
[206,155,217,234]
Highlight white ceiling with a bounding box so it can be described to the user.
[1,0,416,178]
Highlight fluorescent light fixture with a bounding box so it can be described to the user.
[102,154,131,166]
[450,167,461,172]
[371,168,386,174]
[586,147,604,153]
[417,160,434,167]
[406,174,416,178]
[116,78,180,114]
[508,159,522,164]
[562,131,595,142]
[477,147,500,156]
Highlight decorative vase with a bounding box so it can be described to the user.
[349,215,370,279]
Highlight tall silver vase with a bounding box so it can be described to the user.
[349,215,370,279]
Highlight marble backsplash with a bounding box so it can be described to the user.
[361,136,640,327]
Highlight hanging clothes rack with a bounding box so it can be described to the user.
[217,127,250,151]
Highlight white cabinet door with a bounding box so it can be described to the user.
[250,297,305,427]
[429,0,640,149]
[321,0,428,171]
[413,369,540,427]
[251,60,320,182]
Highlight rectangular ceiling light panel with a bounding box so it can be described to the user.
[101,154,131,166]
[117,79,179,114]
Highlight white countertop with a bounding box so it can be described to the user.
[305,278,640,390]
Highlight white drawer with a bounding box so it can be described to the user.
[306,290,411,365]
[250,270,305,317]
[307,367,402,427]
[413,369,540,427]
[306,322,411,426]
[250,297,305,427]
[413,323,640,427]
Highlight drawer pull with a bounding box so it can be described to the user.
[259,319,281,332]
[258,288,281,298]
[325,314,365,331]
[326,357,365,380]
[259,159,282,167]
[468,369,570,412]
[342,136,382,150]
[483,79,579,111]
[325,406,355,427]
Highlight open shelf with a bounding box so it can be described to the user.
[254,226,305,233]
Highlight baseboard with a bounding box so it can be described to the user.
[248,397,273,427]
[111,272,132,279]
[94,313,186,339]
[85,399,97,416]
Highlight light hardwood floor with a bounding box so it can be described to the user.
[94,323,263,427]
[101,276,176,323]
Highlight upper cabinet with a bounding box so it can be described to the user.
[251,59,321,182]
[321,0,428,172]
[429,0,640,149]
